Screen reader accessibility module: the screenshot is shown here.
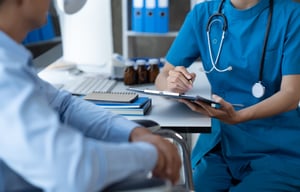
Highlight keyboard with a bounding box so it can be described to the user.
[62,76,117,95]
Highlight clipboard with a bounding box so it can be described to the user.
[127,87,221,108]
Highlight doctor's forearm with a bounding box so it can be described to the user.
[239,91,299,122]
[237,75,300,122]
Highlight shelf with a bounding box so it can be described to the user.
[126,31,178,37]
[122,0,192,58]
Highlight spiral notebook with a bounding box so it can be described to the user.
[83,91,138,103]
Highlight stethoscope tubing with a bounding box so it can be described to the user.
[204,0,231,73]
[203,0,273,98]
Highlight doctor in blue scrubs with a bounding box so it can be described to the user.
[155,0,300,191]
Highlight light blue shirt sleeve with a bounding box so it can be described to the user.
[46,82,141,142]
[0,31,158,192]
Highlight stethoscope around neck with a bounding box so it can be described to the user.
[205,0,231,74]
[204,0,273,98]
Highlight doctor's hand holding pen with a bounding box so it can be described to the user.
[155,64,196,94]
[156,62,244,125]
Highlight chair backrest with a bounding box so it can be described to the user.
[131,120,194,191]
[154,129,194,191]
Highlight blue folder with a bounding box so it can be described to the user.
[23,13,55,45]
[24,29,41,44]
[132,0,145,32]
[144,0,156,33]
[94,97,150,108]
[155,0,169,33]
[40,14,55,41]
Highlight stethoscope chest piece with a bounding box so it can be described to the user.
[252,82,265,98]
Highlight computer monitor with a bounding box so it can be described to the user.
[54,0,114,75]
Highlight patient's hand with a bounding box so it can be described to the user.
[130,127,182,184]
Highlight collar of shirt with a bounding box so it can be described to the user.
[225,0,269,20]
[0,31,33,68]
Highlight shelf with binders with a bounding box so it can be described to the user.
[125,31,178,37]
[122,0,191,58]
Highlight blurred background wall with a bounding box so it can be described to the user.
[28,0,190,59]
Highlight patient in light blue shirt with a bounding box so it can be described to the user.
[0,0,181,191]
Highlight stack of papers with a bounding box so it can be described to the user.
[84,91,138,103]
[84,92,151,116]
[96,97,151,116]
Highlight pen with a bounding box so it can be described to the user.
[179,71,193,84]
[178,71,193,84]
[187,78,193,84]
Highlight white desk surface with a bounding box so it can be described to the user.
[114,63,212,133]
[37,46,211,133]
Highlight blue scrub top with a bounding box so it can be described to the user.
[166,0,300,178]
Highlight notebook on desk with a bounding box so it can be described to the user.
[84,91,138,103]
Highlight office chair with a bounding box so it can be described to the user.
[155,129,194,191]
[134,120,194,191]
[102,120,195,192]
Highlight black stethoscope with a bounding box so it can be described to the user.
[205,0,273,98]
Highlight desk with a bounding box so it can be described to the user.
[113,65,212,133]
[36,44,211,134]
